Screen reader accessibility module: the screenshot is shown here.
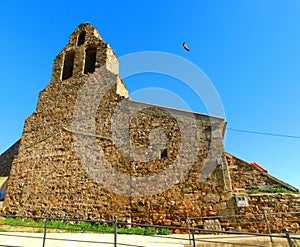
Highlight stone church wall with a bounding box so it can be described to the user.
[2,23,232,226]
[225,153,298,193]
[1,23,298,230]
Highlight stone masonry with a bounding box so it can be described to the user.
[0,23,299,229]
[2,23,229,225]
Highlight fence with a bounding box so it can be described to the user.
[187,211,300,234]
[0,213,299,247]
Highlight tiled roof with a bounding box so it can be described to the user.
[250,162,268,173]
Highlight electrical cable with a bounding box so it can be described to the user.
[227,128,300,139]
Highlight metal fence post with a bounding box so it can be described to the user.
[187,215,191,245]
[263,210,273,245]
[42,217,49,247]
[191,229,196,247]
[285,228,294,247]
[114,216,118,247]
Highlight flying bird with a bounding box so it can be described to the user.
[182,42,190,51]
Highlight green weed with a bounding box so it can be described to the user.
[247,188,296,194]
[0,217,170,235]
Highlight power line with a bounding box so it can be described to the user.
[227,128,300,139]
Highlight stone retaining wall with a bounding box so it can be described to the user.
[195,193,300,234]
[234,193,300,233]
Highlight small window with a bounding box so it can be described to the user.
[62,51,75,80]
[160,148,168,159]
[84,47,96,74]
[77,31,86,46]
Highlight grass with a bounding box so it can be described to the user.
[118,227,170,235]
[0,217,170,235]
[247,187,296,194]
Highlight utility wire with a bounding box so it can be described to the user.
[227,128,300,139]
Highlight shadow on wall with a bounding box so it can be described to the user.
[0,140,20,177]
[0,180,6,201]
[0,183,6,201]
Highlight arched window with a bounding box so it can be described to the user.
[160,148,168,159]
[62,51,75,80]
[77,31,86,46]
[84,47,96,74]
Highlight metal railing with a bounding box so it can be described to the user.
[187,211,300,233]
[0,213,299,247]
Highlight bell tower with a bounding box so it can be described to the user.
[4,23,130,217]
[51,22,120,82]
[18,23,128,154]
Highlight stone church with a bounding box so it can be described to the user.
[0,23,298,228]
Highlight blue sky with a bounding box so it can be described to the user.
[0,1,299,190]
